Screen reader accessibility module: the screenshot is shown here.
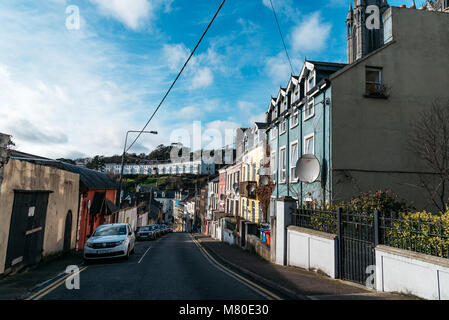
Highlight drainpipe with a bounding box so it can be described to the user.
[322,87,326,204]
[286,113,290,198]
[300,102,303,207]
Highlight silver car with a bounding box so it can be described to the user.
[84,223,136,261]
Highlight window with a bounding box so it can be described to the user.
[366,67,383,95]
[290,142,299,182]
[291,110,299,128]
[279,147,287,183]
[308,74,315,92]
[305,98,315,120]
[280,120,287,135]
[271,152,276,181]
[271,127,277,140]
[304,134,315,155]
[252,163,256,181]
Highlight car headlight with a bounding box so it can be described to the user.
[86,242,94,248]
[113,240,125,246]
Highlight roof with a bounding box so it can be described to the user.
[10,151,117,190]
[254,122,268,130]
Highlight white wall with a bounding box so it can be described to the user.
[376,245,449,300]
[287,226,337,279]
[223,228,236,246]
[118,207,138,231]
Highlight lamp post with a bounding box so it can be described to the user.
[116,130,158,207]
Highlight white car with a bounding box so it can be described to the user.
[83,223,136,261]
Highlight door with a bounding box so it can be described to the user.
[5,191,50,271]
[63,210,73,252]
[338,211,375,285]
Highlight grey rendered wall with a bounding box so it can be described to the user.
[330,7,449,211]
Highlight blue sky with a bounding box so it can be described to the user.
[0,0,413,159]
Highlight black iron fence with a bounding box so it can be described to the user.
[292,208,337,234]
[292,208,449,260]
[379,212,449,259]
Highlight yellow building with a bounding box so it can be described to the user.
[239,123,268,224]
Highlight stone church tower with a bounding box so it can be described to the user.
[346,0,389,63]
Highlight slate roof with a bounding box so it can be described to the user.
[10,151,117,190]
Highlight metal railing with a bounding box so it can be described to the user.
[291,207,449,260]
[379,212,449,259]
[292,208,337,234]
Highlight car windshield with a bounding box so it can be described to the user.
[93,225,127,236]
[138,226,151,232]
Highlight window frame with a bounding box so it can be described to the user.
[290,110,299,128]
[290,140,299,183]
[280,120,287,135]
[365,67,383,95]
[279,146,287,184]
[304,133,315,155]
[304,97,315,121]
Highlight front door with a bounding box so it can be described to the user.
[5,191,50,271]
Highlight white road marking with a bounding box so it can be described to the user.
[138,246,152,264]
[190,235,282,300]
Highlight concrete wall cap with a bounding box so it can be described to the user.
[287,226,337,240]
[376,245,449,268]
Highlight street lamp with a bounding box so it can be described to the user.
[116,130,158,206]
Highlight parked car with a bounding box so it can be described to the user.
[84,223,135,262]
[160,224,169,235]
[151,224,162,238]
[136,225,156,241]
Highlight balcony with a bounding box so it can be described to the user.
[239,181,257,199]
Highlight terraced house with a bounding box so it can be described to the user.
[239,122,268,224]
[268,4,449,212]
[267,61,346,209]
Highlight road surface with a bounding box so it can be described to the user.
[29,232,281,300]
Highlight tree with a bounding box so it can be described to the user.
[409,101,449,212]
[148,144,172,161]
[56,158,76,165]
[86,155,106,171]
[0,134,14,169]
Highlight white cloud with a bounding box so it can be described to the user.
[90,0,174,30]
[290,12,332,53]
[190,68,213,90]
[90,0,154,30]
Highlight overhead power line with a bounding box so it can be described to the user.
[126,0,227,153]
[269,0,295,75]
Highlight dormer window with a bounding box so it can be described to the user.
[308,74,315,92]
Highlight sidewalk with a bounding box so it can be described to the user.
[0,251,83,300]
[194,234,415,300]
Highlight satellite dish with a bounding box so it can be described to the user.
[295,154,320,184]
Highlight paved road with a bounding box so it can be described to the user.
[34,233,277,300]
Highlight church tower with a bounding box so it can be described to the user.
[347,0,389,64]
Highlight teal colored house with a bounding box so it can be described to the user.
[267,60,346,207]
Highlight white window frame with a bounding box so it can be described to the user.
[304,133,315,155]
[290,110,299,128]
[290,140,299,183]
[307,71,316,92]
[270,127,277,141]
[280,120,287,135]
[271,151,277,180]
[304,98,315,121]
[279,146,287,184]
